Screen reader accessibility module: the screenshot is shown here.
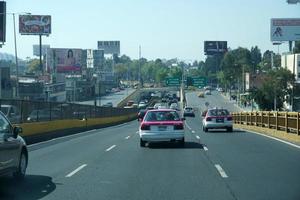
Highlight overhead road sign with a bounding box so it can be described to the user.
[166,77,180,86]
[271,18,300,42]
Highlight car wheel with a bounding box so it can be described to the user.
[204,127,208,132]
[227,127,233,132]
[140,139,146,147]
[13,150,27,180]
[180,138,185,147]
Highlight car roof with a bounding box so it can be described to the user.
[147,109,176,112]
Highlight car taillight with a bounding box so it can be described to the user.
[141,124,150,130]
[227,116,233,121]
[206,117,212,121]
[174,124,184,130]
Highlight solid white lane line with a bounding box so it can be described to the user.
[215,164,228,178]
[192,130,195,134]
[106,145,116,152]
[203,146,208,151]
[66,164,87,177]
[196,135,200,140]
[125,136,130,139]
[242,129,300,150]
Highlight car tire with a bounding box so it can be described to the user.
[204,127,208,132]
[180,138,185,147]
[140,139,146,147]
[227,127,233,132]
[13,150,27,180]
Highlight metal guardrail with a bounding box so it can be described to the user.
[0,99,137,124]
[232,111,300,135]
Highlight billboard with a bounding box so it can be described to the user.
[204,41,227,55]
[271,18,300,42]
[33,44,50,56]
[0,1,6,43]
[19,15,51,35]
[98,41,120,55]
[50,48,82,73]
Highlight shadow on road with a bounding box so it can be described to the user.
[205,129,245,134]
[148,141,204,149]
[0,175,57,200]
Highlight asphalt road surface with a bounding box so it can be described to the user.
[1,91,300,200]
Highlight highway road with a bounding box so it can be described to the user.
[1,90,300,200]
[76,88,135,107]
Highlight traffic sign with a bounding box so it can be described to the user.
[166,77,181,86]
[192,77,207,87]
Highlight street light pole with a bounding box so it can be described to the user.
[13,13,19,98]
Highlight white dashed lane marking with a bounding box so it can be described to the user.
[106,145,116,152]
[66,164,87,178]
[215,164,228,178]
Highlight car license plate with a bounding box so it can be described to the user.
[216,118,224,123]
[158,126,167,131]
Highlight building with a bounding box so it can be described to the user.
[281,53,300,111]
[281,53,300,83]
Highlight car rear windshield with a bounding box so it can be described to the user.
[208,109,229,116]
[144,111,180,121]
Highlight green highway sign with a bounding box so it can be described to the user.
[166,77,181,86]
[192,77,207,87]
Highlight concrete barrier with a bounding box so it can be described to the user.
[18,113,137,145]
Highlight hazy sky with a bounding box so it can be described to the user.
[1,0,300,61]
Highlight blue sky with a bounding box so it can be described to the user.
[1,0,300,61]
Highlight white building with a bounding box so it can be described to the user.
[281,53,300,111]
[281,53,300,83]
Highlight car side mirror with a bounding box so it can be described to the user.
[13,126,22,138]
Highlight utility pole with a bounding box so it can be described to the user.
[13,13,19,98]
[139,45,141,87]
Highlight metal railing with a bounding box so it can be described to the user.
[0,99,137,124]
[232,111,300,135]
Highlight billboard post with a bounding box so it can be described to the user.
[39,35,43,74]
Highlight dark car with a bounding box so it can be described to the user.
[138,109,147,121]
[183,107,195,117]
[0,111,28,179]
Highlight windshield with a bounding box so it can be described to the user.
[0,107,9,116]
[144,111,180,121]
[208,109,230,116]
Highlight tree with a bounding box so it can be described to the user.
[252,68,294,110]
[250,46,262,72]
[260,50,280,71]
[27,59,40,73]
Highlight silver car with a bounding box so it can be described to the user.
[0,111,28,179]
[202,108,233,132]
